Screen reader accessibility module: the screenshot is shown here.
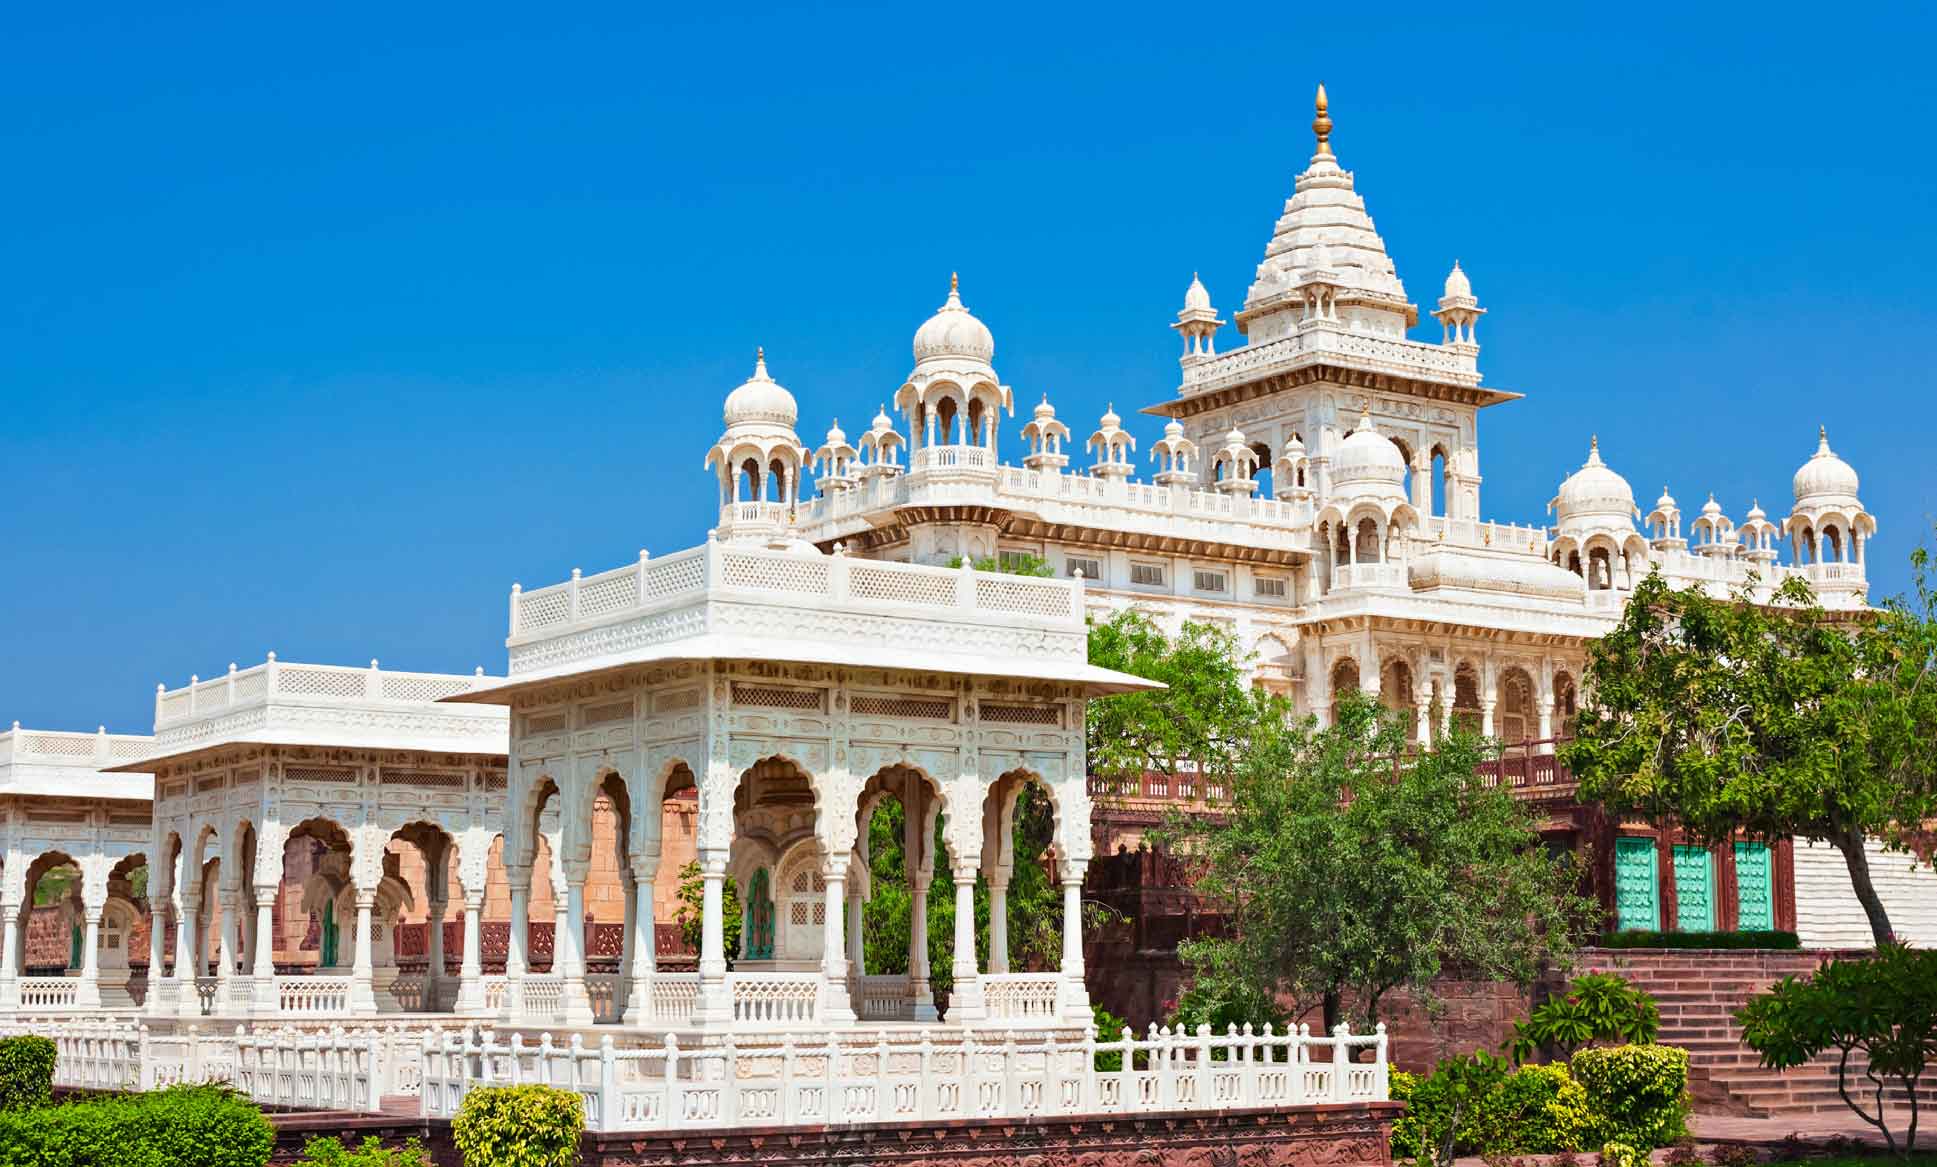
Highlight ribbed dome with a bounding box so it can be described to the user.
[912,274,995,364]
[1183,274,1212,312]
[1793,427,1860,503]
[1443,260,1472,301]
[1330,410,1408,502]
[1554,437,1636,524]
[1032,395,1058,421]
[823,419,848,446]
[1654,486,1677,512]
[723,350,798,427]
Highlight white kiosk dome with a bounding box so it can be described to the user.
[1792,427,1860,504]
[1329,408,1408,502]
[723,349,798,428]
[1553,436,1638,525]
[912,273,995,364]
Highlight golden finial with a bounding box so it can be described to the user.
[1591,433,1599,452]
[1313,83,1333,156]
[950,271,959,293]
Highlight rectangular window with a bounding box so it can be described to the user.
[1733,842,1774,931]
[1130,563,1166,588]
[1254,576,1288,599]
[1673,844,1715,932]
[1193,570,1228,593]
[1613,837,1659,931]
[1065,556,1103,581]
[998,549,1041,573]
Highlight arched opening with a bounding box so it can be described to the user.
[1331,657,1362,723]
[1354,517,1381,564]
[383,821,455,1012]
[1587,546,1614,590]
[1430,444,1451,518]
[1499,667,1537,743]
[936,397,960,445]
[738,457,760,504]
[1250,442,1274,497]
[1452,663,1483,734]
[1823,525,1844,562]
[1381,658,1416,735]
[20,851,81,976]
[1553,672,1579,739]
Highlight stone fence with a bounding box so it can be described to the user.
[421,1021,1389,1132]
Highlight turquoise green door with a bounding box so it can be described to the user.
[1613,837,1659,931]
[1673,845,1715,932]
[1734,842,1774,931]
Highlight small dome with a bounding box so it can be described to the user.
[1745,499,1767,522]
[1183,273,1212,312]
[823,419,848,446]
[1099,403,1122,429]
[1701,493,1723,519]
[1033,394,1057,420]
[1330,408,1408,501]
[870,403,894,433]
[1554,436,1637,525]
[1163,419,1184,440]
[1654,486,1677,512]
[1283,431,1307,455]
[723,349,798,427]
[1443,260,1472,301]
[1792,427,1861,504]
[912,273,995,364]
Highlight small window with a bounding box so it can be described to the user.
[998,549,1041,573]
[1130,563,1166,588]
[1194,570,1228,594]
[1065,556,1103,581]
[1254,576,1288,599]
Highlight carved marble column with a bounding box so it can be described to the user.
[986,875,1010,974]
[503,875,530,1021]
[250,887,279,1015]
[455,894,486,1015]
[946,866,985,1022]
[559,861,594,1026]
[694,850,732,1027]
[348,891,379,1016]
[1060,862,1092,1021]
[620,851,658,1025]
[145,897,171,1015]
[76,907,104,1009]
[819,855,855,1024]
[173,902,201,1018]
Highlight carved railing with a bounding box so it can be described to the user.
[981,973,1063,1021]
[234,1029,382,1112]
[421,1021,1388,1132]
[726,971,820,1025]
[278,976,353,1016]
[15,977,80,1008]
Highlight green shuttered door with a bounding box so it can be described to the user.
[1614,837,1658,931]
[1673,845,1715,932]
[1734,842,1774,931]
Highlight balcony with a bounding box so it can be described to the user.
[1330,562,1409,592]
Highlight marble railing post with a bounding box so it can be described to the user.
[250,888,279,1015]
[174,904,201,1017]
[947,866,985,1022]
[820,856,855,1024]
[908,874,936,1021]
[348,892,378,1015]
[214,890,238,995]
[75,907,104,1008]
[560,862,594,1026]
[621,852,658,1025]
[0,898,21,1010]
[694,850,731,1027]
[145,897,171,1015]
[455,894,486,1014]
[503,877,530,1021]
[424,894,447,1010]
[1060,863,1092,1021]
[986,875,1010,974]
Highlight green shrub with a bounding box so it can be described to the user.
[1090,1003,1130,1072]
[1598,930,1799,950]
[1509,973,1660,1063]
[1571,1044,1690,1149]
[294,1135,434,1167]
[1597,1140,1648,1167]
[1736,942,1937,1156]
[1392,1054,1592,1161]
[0,1083,274,1167]
[451,1084,584,1167]
[0,1035,57,1112]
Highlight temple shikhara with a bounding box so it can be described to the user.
[0,87,1923,1150]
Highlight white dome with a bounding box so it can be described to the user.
[1701,493,1723,519]
[1654,486,1677,512]
[1183,274,1212,312]
[1163,419,1184,440]
[1553,437,1636,525]
[1329,410,1408,502]
[823,419,848,445]
[1793,427,1860,504]
[723,350,798,427]
[1443,260,1472,301]
[1033,395,1057,421]
[912,274,995,364]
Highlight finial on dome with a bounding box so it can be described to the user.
[1358,401,1372,430]
[951,271,958,293]
[754,346,768,378]
[1313,83,1333,156]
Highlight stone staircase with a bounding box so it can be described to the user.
[1583,948,1936,1118]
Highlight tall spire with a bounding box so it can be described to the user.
[1313,83,1332,156]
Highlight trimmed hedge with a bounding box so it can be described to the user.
[1571,1044,1691,1148]
[1597,929,1800,950]
[451,1084,584,1167]
[0,1083,275,1167]
[0,1035,57,1112]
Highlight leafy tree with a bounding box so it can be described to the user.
[1507,972,1661,1064]
[673,860,741,966]
[1737,943,1937,1156]
[1563,555,1937,946]
[1085,610,1281,790]
[946,552,1055,577]
[1169,692,1595,1032]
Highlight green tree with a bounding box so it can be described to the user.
[1170,692,1595,1031]
[673,860,741,966]
[1085,610,1278,789]
[1562,557,1937,946]
[946,552,1055,577]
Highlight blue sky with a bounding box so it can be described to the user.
[4,4,1933,733]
